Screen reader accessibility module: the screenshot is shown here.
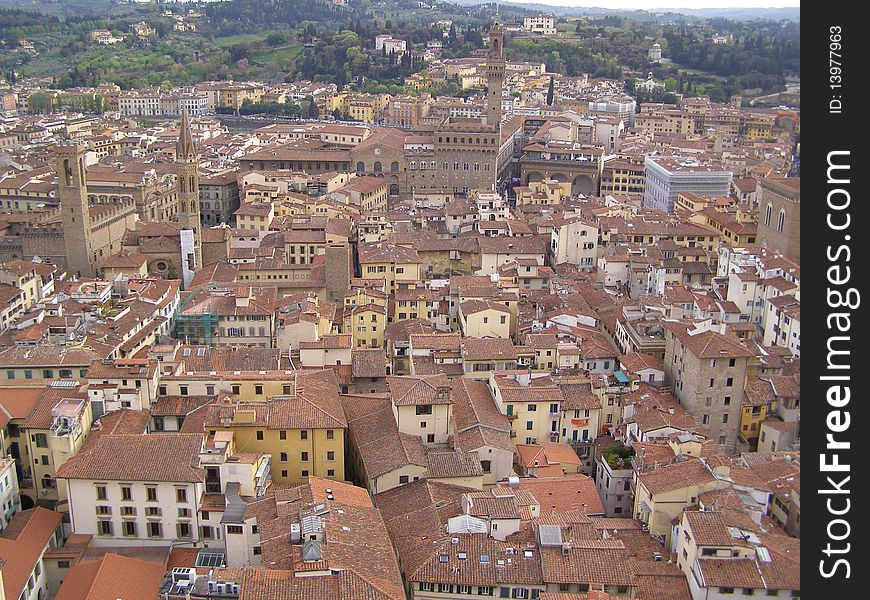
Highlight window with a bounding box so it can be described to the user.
[526,421,533,431]
[123,521,137,537]
[121,486,132,501]
[279,430,287,440]
[177,488,188,503]
[723,414,729,424]
[301,470,309,477]
[327,451,335,461]
[256,431,264,441]
[481,460,491,473]
[98,520,113,536]
[528,404,537,412]
[33,433,48,448]
[178,523,192,538]
[146,487,158,502]
[96,485,107,501]
[726,377,734,387]
[724,396,731,406]
[415,405,432,415]
[227,525,243,535]
[301,452,309,462]
[232,385,240,395]
[300,430,308,440]
[255,385,263,395]
[96,505,111,515]
[326,429,335,440]
[280,452,288,462]
[427,433,435,443]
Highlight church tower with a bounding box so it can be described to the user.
[176,109,202,275]
[484,10,506,128]
[56,142,96,278]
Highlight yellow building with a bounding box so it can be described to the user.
[218,84,265,111]
[234,201,275,231]
[330,92,388,123]
[490,371,564,445]
[393,287,437,323]
[202,370,346,485]
[633,458,728,546]
[740,377,777,446]
[0,260,42,312]
[514,179,569,205]
[358,242,423,293]
[19,382,93,513]
[458,300,511,339]
[344,303,387,349]
[344,287,389,311]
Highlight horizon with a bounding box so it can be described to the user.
[497,0,799,9]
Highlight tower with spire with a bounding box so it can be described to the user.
[484,5,506,128]
[175,109,202,275]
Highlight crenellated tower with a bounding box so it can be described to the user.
[484,10,506,128]
[56,142,96,277]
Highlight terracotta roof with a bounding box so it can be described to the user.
[497,474,604,515]
[665,323,753,358]
[57,433,204,482]
[387,374,452,406]
[342,394,427,480]
[0,508,64,600]
[461,337,518,361]
[636,458,716,496]
[0,384,45,422]
[426,449,483,479]
[352,348,387,379]
[55,553,166,600]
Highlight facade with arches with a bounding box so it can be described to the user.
[757,177,800,262]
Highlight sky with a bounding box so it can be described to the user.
[504,1,799,8]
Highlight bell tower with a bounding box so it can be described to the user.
[56,142,96,278]
[485,10,506,128]
[176,109,202,274]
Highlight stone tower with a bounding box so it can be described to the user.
[56,142,96,278]
[484,11,506,128]
[176,109,202,273]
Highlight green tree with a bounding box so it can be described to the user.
[546,76,554,106]
[266,32,287,47]
[166,262,179,280]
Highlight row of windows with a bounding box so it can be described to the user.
[408,161,493,172]
[95,484,189,503]
[7,368,84,379]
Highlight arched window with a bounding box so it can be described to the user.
[777,208,786,233]
[764,203,772,226]
[391,161,399,173]
[431,161,436,170]
[410,161,417,170]
[356,162,364,174]
[389,183,399,196]
[374,161,382,173]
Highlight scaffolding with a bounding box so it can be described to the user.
[174,290,219,346]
